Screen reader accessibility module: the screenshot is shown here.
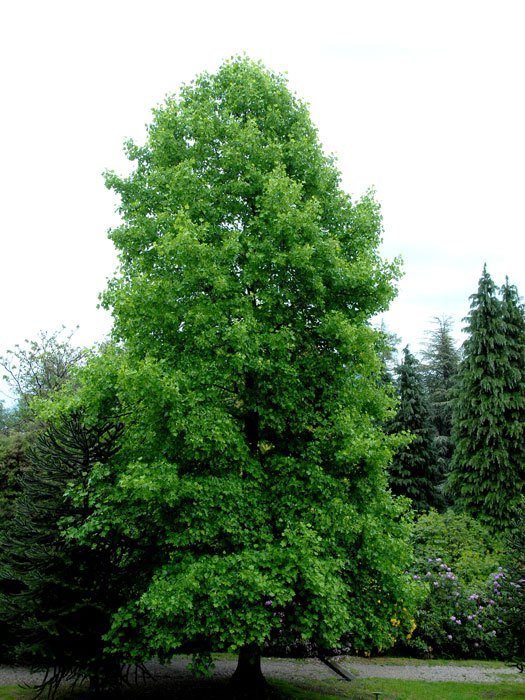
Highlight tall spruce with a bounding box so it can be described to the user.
[71,57,419,693]
[448,267,525,530]
[0,412,131,697]
[421,317,460,481]
[389,347,440,511]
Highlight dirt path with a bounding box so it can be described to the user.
[1,655,523,692]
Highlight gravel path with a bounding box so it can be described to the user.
[336,657,524,684]
[1,655,523,694]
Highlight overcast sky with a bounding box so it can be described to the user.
[1,0,524,400]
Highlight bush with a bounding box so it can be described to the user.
[412,510,503,589]
[399,510,518,659]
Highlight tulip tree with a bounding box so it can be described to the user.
[73,58,417,692]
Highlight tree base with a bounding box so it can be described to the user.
[230,644,268,698]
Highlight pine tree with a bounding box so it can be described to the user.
[448,267,525,530]
[0,412,131,697]
[388,347,440,511]
[421,317,460,481]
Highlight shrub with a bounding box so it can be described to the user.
[412,510,503,589]
[399,510,520,660]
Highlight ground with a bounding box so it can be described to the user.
[0,656,524,699]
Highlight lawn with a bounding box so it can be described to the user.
[275,678,525,699]
[1,677,524,700]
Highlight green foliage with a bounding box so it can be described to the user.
[421,317,460,484]
[448,267,525,530]
[501,520,525,666]
[0,427,31,661]
[0,328,84,412]
[0,430,30,533]
[0,412,131,696]
[401,510,523,661]
[68,57,417,666]
[388,347,440,511]
[412,510,503,589]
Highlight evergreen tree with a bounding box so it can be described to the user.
[0,422,30,662]
[0,329,87,661]
[71,57,418,693]
[0,412,132,697]
[421,317,460,480]
[388,347,440,511]
[448,267,525,530]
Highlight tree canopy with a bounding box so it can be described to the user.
[30,58,418,689]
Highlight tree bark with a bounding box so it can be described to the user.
[230,643,267,697]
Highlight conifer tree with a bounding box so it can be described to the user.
[70,57,418,693]
[388,347,440,511]
[448,267,525,530]
[421,317,460,480]
[0,412,131,697]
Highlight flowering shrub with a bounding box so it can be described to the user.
[402,558,523,659]
[393,508,523,659]
[412,510,503,588]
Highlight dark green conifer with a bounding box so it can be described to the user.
[389,346,440,511]
[421,317,460,482]
[448,267,525,530]
[0,413,130,697]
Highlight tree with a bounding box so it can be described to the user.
[0,411,132,697]
[73,57,417,694]
[448,267,525,530]
[0,327,84,411]
[421,317,460,482]
[388,347,440,511]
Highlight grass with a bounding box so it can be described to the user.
[1,678,524,700]
[0,688,31,700]
[274,678,525,699]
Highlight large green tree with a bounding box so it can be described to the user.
[448,268,525,530]
[71,58,417,692]
[388,347,440,511]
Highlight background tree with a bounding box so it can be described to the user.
[0,410,132,697]
[448,267,525,530]
[72,57,418,694]
[421,317,460,483]
[0,330,88,668]
[388,347,440,511]
[0,327,84,411]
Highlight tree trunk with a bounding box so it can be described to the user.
[230,643,267,697]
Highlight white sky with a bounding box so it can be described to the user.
[1,0,524,400]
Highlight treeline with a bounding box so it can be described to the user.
[385,266,524,662]
[0,266,523,693]
[0,56,523,697]
[387,266,525,530]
